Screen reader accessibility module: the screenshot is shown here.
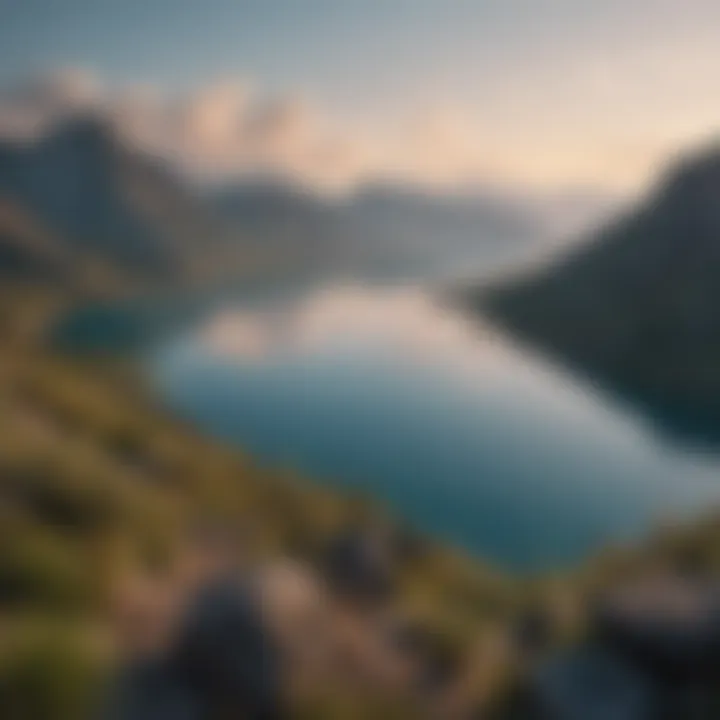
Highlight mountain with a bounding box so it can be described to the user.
[0,115,222,278]
[0,115,546,287]
[212,180,347,272]
[473,144,720,442]
[214,180,541,279]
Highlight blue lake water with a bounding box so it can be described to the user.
[147,281,720,572]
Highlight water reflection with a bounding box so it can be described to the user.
[150,283,720,571]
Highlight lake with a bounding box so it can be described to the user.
[140,279,720,572]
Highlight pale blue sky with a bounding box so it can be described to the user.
[2,0,720,190]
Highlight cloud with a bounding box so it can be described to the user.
[0,65,714,197]
[181,81,250,150]
[0,69,525,193]
[0,70,378,191]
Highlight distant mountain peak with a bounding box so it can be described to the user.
[38,112,119,155]
[0,111,217,277]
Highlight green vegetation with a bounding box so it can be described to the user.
[0,283,522,717]
[5,114,720,717]
[4,276,720,718]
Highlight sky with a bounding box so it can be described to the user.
[2,0,720,194]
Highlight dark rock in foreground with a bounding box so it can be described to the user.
[519,575,720,720]
[108,579,283,720]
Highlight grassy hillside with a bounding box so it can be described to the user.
[5,279,720,716]
[0,285,531,718]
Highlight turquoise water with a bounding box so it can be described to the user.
[148,282,720,572]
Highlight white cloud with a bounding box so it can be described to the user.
[0,69,536,192]
[0,65,716,197]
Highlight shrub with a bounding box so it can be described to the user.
[0,629,103,720]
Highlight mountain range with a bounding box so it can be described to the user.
[214,179,547,279]
[0,113,566,289]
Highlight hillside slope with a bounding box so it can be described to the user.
[0,117,223,278]
[0,199,71,279]
[475,144,720,441]
[0,283,524,718]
